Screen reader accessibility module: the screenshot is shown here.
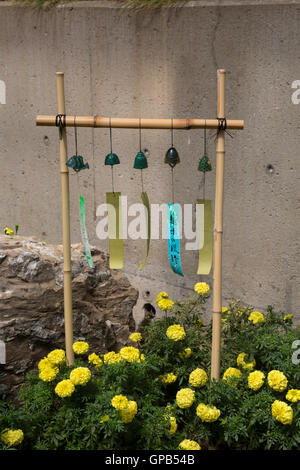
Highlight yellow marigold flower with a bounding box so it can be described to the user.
[179,439,201,450]
[88,353,103,370]
[248,311,265,324]
[176,388,195,409]
[283,314,293,322]
[120,400,138,423]
[222,306,229,314]
[156,291,169,304]
[166,324,186,342]
[157,298,174,311]
[38,357,54,370]
[169,417,177,435]
[72,341,89,355]
[196,403,221,422]
[39,365,59,382]
[161,373,177,384]
[111,394,129,411]
[272,400,293,425]
[129,332,142,343]
[194,282,210,296]
[1,429,24,447]
[103,351,122,364]
[179,347,192,359]
[189,368,208,388]
[267,370,288,392]
[4,227,14,236]
[119,346,140,363]
[55,379,75,398]
[99,415,110,423]
[47,349,66,367]
[70,367,91,386]
[286,389,300,403]
[237,352,256,370]
[248,370,265,391]
[222,367,242,385]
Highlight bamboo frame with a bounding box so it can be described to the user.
[36,115,243,130]
[56,72,74,366]
[211,69,226,381]
[36,69,244,380]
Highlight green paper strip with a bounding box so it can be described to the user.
[139,192,151,270]
[79,195,94,268]
[197,199,213,275]
[106,192,123,270]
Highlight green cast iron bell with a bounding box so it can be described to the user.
[133,151,148,170]
[165,146,180,168]
[198,154,212,172]
[66,155,89,172]
[105,152,120,166]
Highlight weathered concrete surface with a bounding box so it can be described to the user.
[0,234,137,395]
[0,1,299,326]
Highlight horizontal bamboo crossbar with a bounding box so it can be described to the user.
[36,115,244,130]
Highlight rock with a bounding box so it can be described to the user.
[0,235,138,396]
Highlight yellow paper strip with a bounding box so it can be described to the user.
[139,192,151,270]
[106,192,123,270]
[197,199,213,275]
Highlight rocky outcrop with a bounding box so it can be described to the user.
[0,235,138,396]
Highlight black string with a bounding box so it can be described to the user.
[74,116,78,157]
[109,117,113,154]
[171,118,175,203]
[139,118,144,192]
[139,118,142,152]
[56,114,66,140]
[109,118,115,193]
[213,117,233,140]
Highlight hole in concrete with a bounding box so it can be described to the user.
[44,136,49,146]
[266,164,274,174]
[143,303,156,319]
[143,290,150,297]
[143,148,150,156]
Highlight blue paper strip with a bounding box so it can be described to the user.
[167,203,184,277]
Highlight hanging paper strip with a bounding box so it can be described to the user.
[196,199,213,275]
[167,203,184,276]
[106,192,123,270]
[139,192,151,270]
[79,195,94,268]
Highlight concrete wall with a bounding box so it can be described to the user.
[0,1,299,326]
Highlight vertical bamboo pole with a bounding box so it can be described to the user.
[211,69,226,381]
[56,72,74,366]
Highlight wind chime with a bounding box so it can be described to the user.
[36,70,244,384]
[104,119,123,270]
[165,119,183,277]
[66,119,94,269]
[133,120,150,271]
[197,121,213,275]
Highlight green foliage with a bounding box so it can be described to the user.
[0,293,299,450]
